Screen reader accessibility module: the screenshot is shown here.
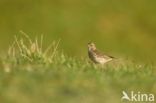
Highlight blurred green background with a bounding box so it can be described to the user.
[0,0,156,63]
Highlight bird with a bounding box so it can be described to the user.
[87,42,114,64]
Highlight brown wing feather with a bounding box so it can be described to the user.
[93,49,114,59]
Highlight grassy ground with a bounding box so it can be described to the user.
[0,35,156,103]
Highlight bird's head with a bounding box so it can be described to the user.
[88,42,96,51]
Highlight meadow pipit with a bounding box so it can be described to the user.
[88,42,114,64]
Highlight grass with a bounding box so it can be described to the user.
[0,33,156,103]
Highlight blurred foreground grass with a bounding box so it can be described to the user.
[0,60,156,103]
[0,35,156,103]
[0,54,156,103]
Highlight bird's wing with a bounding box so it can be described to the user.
[94,49,114,59]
